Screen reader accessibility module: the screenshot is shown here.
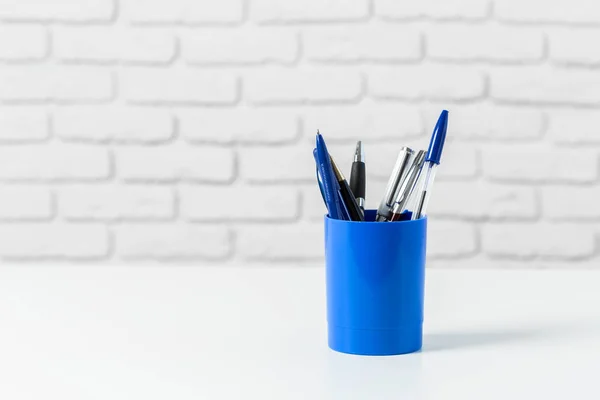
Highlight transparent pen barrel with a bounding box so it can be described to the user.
[412,164,437,220]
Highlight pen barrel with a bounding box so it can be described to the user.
[338,179,364,221]
[412,163,437,220]
[377,148,413,221]
[316,135,344,220]
[383,148,413,207]
[349,162,365,202]
[391,150,426,215]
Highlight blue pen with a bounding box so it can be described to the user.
[412,110,448,220]
[313,148,326,204]
[315,132,344,220]
[314,149,350,220]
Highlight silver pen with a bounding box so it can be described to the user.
[389,150,426,222]
[376,147,414,222]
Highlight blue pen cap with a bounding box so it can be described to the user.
[425,110,449,165]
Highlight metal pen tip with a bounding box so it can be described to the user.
[354,140,365,163]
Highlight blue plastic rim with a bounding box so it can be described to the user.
[324,210,427,356]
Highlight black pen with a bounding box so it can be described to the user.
[330,156,364,222]
[349,141,366,212]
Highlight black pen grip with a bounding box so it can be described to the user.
[349,162,366,200]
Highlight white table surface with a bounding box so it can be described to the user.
[0,265,599,400]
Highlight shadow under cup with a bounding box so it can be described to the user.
[325,210,427,356]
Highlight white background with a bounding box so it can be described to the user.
[0,0,597,267]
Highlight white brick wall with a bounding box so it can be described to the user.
[0,0,597,267]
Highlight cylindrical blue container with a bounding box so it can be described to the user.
[325,209,427,356]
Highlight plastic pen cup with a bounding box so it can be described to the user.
[324,209,427,356]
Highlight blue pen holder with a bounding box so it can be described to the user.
[325,210,427,356]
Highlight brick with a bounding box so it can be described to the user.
[54,27,175,64]
[549,28,600,65]
[427,25,544,62]
[0,144,110,181]
[436,146,478,181]
[301,186,328,221]
[362,179,388,212]
[127,0,242,24]
[0,186,53,220]
[428,257,600,270]
[60,185,174,221]
[482,223,595,259]
[0,224,108,259]
[483,146,597,183]
[369,66,485,101]
[54,106,173,143]
[547,110,600,144]
[180,185,298,221]
[0,25,46,60]
[375,0,490,20]
[245,68,362,104]
[438,105,543,141]
[427,221,477,258]
[0,0,114,22]
[303,102,423,141]
[0,66,113,102]
[304,26,421,62]
[323,141,356,167]
[117,144,234,182]
[115,224,230,260]
[236,223,323,260]
[179,108,298,144]
[0,107,47,142]
[122,68,237,105]
[496,0,600,24]
[490,66,600,105]
[429,182,537,220]
[239,146,313,182]
[182,28,297,65]
[251,0,369,23]
[543,186,600,220]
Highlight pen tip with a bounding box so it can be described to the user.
[354,141,365,162]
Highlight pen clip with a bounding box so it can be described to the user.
[391,150,426,213]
